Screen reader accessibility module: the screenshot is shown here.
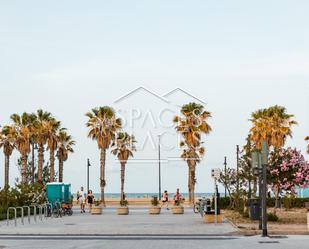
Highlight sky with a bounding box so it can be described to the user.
[0,0,308,194]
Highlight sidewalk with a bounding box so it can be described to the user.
[0,207,238,235]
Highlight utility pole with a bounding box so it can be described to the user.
[224,156,227,198]
[261,141,269,237]
[258,153,262,230]
[87,159,91,193]
[158,135,162,200]
[236,145,240,193]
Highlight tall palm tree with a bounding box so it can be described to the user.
[86,106,122,205]
[0,126,15,187]
[10,112,32,184]
[111,132,136,202]
[306,136,309,154]
[33,109,52,183]
[56,130,75,182]
[46,119,61,182]
[173,102,212,204]
[250,105,297,150]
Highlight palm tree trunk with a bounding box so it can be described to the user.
[49,149,55,182]
[58,157,64,182]
[37,144,44,183]
[100,148,106,206]
[4,154,10,187]
[120,162,126,202]
[31,143,35,184]
[21,154,28,184]
[190,167,196,205]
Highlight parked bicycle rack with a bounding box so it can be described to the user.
[23,206,31,224]
[7,207,17,226]
[6,202,64,226]
[29,204,37,222]
[15,207,24,225]
[37,205,43,221]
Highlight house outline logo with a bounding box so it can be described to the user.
[113,86,206,106]
[112,86,207,164]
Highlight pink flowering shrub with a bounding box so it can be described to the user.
[268,147,309,197]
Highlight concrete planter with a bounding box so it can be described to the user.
[149,206,161,215]
[117,206,129,215]
[171,206,184,214]
[203,214,223,224]
[91,206,102,215]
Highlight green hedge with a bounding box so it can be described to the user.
[0,184,45,220]
[219,197,309,209]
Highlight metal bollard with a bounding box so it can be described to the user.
[16,207,24,225]
[23,206,31,224]
[7,207,17,226]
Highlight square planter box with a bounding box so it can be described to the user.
[203,214,222,224]
[171,206,184,214]
[117,207,129,215]
[149,206,161,215]
[91,206,102,215]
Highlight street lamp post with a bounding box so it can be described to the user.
[87,159,91,193]
[261,141,269,237]
[224,157,227,198]
[158,135,162,200]
[31,143,38,184]
[252,141,268,237]
[236,145,240,193]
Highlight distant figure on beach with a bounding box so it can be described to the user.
[161,190,169,210]
[87,190,94,212]
[173,188,182,204]
[78,186,86,213]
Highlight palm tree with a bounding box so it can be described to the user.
[10,112,32,184]
[111,132,136,202]
[173,102,212,204]
[86,106,122,205]
[46,119,61,182]
[0,126,15,187]
[33,109,52,183]
[305,136,309,154]
[250,105,297,150]
[56,130,75,182]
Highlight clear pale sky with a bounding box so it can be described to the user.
[0,1,308,193]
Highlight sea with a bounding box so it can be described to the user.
[91,193,219,199]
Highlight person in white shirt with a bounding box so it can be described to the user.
[79,186,86,213]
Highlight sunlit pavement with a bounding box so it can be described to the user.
[0,207,238,235]
[1,208,308,249]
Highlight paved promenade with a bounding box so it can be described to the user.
[0,207,237,235]
[1,208,309,249]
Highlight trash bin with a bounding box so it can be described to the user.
[249,198,261,220]
[206,199,211,212]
